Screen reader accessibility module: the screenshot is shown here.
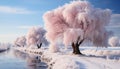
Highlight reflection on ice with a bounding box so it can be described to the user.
[13,50,27,60]
[13,50,48,69]
[27,56,41,66]
[26,55,47,69]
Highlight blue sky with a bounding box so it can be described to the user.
[0,0,120,43]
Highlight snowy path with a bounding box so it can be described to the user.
[83,57,120,69]
[53,55,120,69]
[78,56,111,69]
[78,56,105,69]
[46,51,120,69]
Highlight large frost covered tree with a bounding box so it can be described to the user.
[26,27,48,48]
[43,1,111,54]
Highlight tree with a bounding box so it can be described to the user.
[108,36,119,47]
[43,1,111,54]
[14,36,26,47]
[26,26,48,48]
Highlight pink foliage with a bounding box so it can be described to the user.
[43,1,111,52]
[26,26,47,46]
[63,28,84,47]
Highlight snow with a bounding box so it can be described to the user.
[13,46,44,55]
[41,47,120,69]
[53,57,80,69]
[49,43,59,53]
[108,36,119,47]
[42,51,120,69]
[13,46,120,69]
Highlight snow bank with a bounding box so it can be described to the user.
[14,46,120,69]
[53,58,80,69]
[13,46,46,55]
[81,47,120,60]
[41,47,120,69]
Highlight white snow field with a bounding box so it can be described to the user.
[13,46,120,69]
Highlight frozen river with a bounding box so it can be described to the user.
[0,49,47,69]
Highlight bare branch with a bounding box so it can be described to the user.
[78,38,84,46]
[76,36,80,44]
[40,43,42,47]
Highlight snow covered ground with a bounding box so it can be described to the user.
[13,46,120,69]
[42,48,120,69]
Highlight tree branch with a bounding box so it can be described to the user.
[78,39,84,46]
[76,36,80,44]
[40,43,42,48]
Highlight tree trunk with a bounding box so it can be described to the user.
[72,38,84,55]
[72,42,83,55]
[37,43,42,49]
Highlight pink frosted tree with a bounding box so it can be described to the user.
[43,1,111,54]
[14,36,26,47]
[26,26,48,48]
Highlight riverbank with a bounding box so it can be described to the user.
[13,46,120,69]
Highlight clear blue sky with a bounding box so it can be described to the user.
[0,0,119,43]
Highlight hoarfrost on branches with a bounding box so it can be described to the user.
[14,36,26,47]
[43,1,111,52]
[26,26,48,47]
